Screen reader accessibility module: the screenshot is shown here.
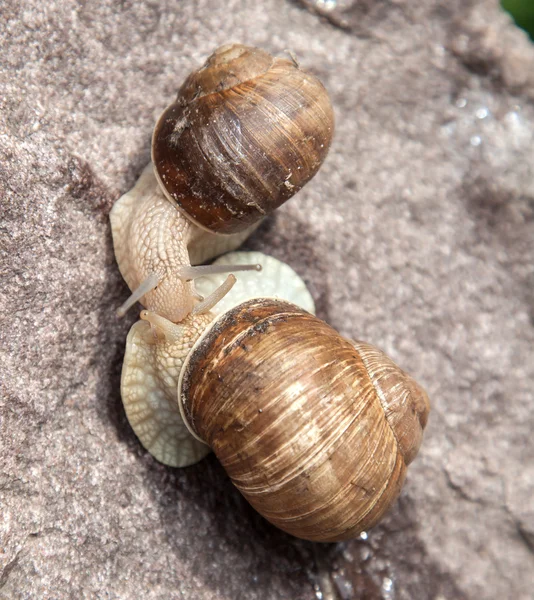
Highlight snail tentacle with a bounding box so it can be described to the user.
[140,310,187,344]
[116,272,161,318]
[177,262,262,281]
[192,275,236,315]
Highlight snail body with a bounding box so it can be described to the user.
[110,164,256,322]
[110,43,334,322]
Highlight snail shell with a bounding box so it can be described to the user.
[178,298,430,542]
[152,43,334,235]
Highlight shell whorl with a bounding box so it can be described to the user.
[179,298,429,542]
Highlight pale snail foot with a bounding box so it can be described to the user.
[194,251,316,316]
[187,221,262,266]
[121,318,211,467]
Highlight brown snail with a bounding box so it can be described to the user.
[110,43,334,322]
[178,298,430,542]
[120,253,430,542]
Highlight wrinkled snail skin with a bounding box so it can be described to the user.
[152,43,334,235]
[178,299,430,543]
[110,42,334,322]
[120,311,213,467]
[110,165,195,322]
[110,165,254,322]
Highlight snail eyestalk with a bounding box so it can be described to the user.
[177,263,262,281]
[192,275,236,315]
[117,273,161,318]
[140,310,185,344]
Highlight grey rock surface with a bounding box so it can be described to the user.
[1,0,533,598]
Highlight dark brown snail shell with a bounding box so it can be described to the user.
[152,44,334,235]
[179,298,430,542]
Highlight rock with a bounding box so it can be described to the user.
[1,0,533,598]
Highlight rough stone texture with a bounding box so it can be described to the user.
[1,1,533,598]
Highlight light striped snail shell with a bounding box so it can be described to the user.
[178,298,430,542]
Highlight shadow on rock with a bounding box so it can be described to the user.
[240,212,332,322]
[140,457,467,600]
[140,453,354,598]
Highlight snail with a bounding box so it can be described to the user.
[110,42,334,322]
[120,252,430,542]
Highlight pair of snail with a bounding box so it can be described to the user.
[110,43,430,543]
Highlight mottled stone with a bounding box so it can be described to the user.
[1,1,533,599]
